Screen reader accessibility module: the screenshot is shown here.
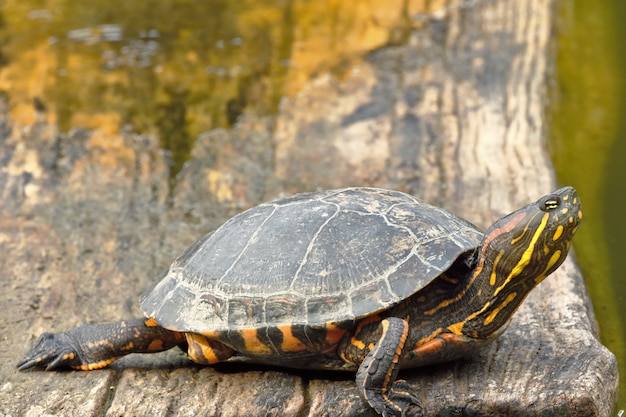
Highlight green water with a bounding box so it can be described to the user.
[0,1,299,177]
[0,0,623,412]
[551,0,625,411]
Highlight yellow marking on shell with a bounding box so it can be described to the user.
[494,212,549,297]
[483,292,517,326]
[563,194,569,201]
[578,210,583,219]
[553,225,564,241]
[241,328,272,355]
[489,251,504,286]
[144,317,159,327]
[561,208,569,215]
[276,324,307,352]
[63,352,76,361]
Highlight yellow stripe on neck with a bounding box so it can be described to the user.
[494,212,549,297]
[483,292,517,326]
[489,251,504,286]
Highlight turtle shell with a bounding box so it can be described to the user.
[140,188,483,333]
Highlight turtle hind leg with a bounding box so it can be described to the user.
[185,333,235,365]
[17,331,86,371]
[355,317,423,417]
[17,318,185,371]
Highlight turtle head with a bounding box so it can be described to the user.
[481,186,582,282]
[463,186,582,338]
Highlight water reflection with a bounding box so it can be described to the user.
[2,2,286,176]
[551,0,626,408]
[1,1,423,177]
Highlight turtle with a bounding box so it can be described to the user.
[18,186,582,416]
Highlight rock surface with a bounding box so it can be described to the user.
[0,0,618,416]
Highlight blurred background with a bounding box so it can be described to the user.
[0,0,623,410]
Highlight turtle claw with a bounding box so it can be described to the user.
[387,380,423,417]
[377,380,423,417]
[17,332,80,371]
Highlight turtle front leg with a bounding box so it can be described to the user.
[17,318,185,371]
[355,318,422,417]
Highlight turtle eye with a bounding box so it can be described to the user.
[541,196,561,211]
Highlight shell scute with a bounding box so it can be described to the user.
[141,188,483,333]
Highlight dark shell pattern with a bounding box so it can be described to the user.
[140,188,484,333]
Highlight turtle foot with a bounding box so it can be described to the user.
[382,380,423,417]
[17,332,81,371]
